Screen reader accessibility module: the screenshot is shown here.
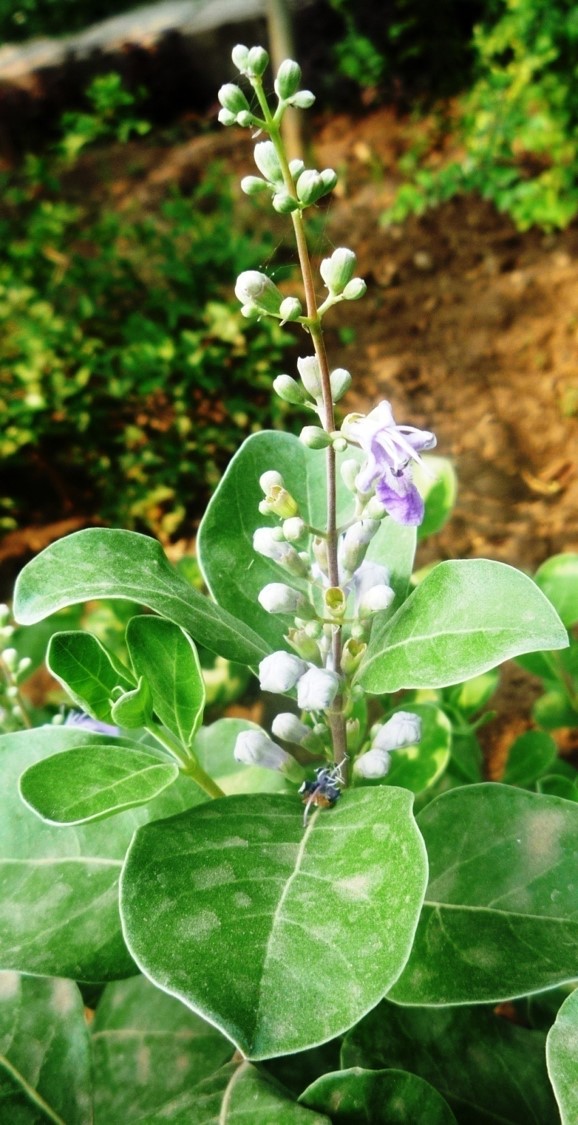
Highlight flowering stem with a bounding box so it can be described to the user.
[252,80,348,776]
[145,723,226,798]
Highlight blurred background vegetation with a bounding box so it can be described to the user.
[1,0,578,547]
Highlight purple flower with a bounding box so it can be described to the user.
[65,711,120,736]
[343,402,436,526]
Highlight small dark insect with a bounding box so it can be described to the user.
[299,765,343,827]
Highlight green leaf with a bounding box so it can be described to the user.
[502,730,558,787]
[300,1067,457,1123]
[20,743,179,825]
[342,1001,559,1125]
[198,431,416,654]
[445,669,499,717]
[450,730,483,783]
[534,553,578,627]
[537,775,578,802]
[126,616,205,747]
[13,528,269,666]
[0,973,91,1125]
[546,988,578,1125]
[358,559,568,694]
[533,688,578,731]
[416,455,458,541]
[381,704,451,794]
[157,1059,330,1123]
[192,718,289,794]
[109,676,153,728]
[47,631,134,725]
[390,784,578,1005]
[0,727,203,981]
[92,975,233,1123]
[120,788,428,1059]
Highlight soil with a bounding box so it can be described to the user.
[5,104,578,763]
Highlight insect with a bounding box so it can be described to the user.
[299,763,345,827]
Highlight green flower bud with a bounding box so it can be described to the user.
[332,436,348,453]
[218,83,251,115]
[273,374,309,405]
[235,270,283,316]
[320,168,338,192]
[330,367,352,401]
[237,111,259,128]
[296,169,323,204]
[240,303,261,319]
[275,59,302,100]
[342,277,367,300]
[346,715,363,750]
[289,158,305,179]
[342,638,367,676]
[324,586,347,617]
[279,296,303,321]
[266,484,299,518]
[300,426,332,449]
[320,248,357,294]
[289,90,315,109]
[231,44,250,72]
[218,108,237,127]
[287,627,322,664]
[240,175,269,195]
[254,140,284,184]
[272,191,300,214]
[248,46,269,76]
[297,355,322,397]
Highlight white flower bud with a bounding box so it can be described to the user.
[273,375,308,405]
[218,83,251,115]
[271,712,310,744]
[260,470,284,493]
[232,44,250,71]
[241,175,269,195]
[235,271,283,316]
[248,46,269,76]
[289,90,315,109]
[283,516,306,541]
[254,140,284,184]
[296,170,325,205]
[258,583,311,615]
[339,520,380,576]
[364,496,387,519]
[320,169,338,193]
[289,158,305,179]
[275,60,302,100]
[342,278,367,300]
[253,528,309,576]
[272,191,300,214]
[2,647,18,671]
[297,355,323,397]
[218,108,237,127]
[358,584,396,617]
[237,111,258,128]
[354,748,391,779]
[297,667,340,711]
[341,459,360,492]
[330,367,352,401]
[332,437,348,453]
[259,651,308,693]
[320,248,357,295]
[279,296,303,321]
[234,729,291,770]
[372,711,422,752]
[300,426,331,449]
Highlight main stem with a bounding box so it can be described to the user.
[254,86,348,776]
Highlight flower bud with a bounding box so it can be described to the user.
[271,712,310,744]
[324,587,347,617]
[287,628,322,664]
[297,355,322,398]
[272,191,300,214]
[330,367,352,401]
[279,296,302,321]
[275,59,302,100]
[372,711,422,752]
[234,729,292,771]
[237,111,258,128]
[235,271,283,316]
[253,528,309,576]
[241,175,269,195]
[218,83,251,115]
[341,459,360,492]
[232,44,250,72]
[273,375,309,405]
[259,651,307,693]
[240,303,260,320]
[258,583,312,616]
[364,496,387,519]
[283,516,306,541]
[312,535,329,575]
[265,484,299,519]
[320,168,338,193]
[341,637,367,675]
[342,278,367,300]
[2,647,17,671]
[260,470,284,493]
[254,140,284,184]
[289,158,305,179]
[358,583,396,618]
[248,46,269,76]
[354,748,391,779]
[300,425,331,449]
[289,90,315,109]
[218,108,237,127]
[296,170,325,205]
[338,519,380,576]
[297,667,340,711]
[320,248,357,295]
[346,717,362,751]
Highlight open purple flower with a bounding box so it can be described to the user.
[343,402,436,526]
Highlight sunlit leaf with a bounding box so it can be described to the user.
[300,1067,457,1123]
[126,616,205,746]
[192,718,289,794]
[156,1059,330,1122]
[534,553,578,627]
[546,988,578,1125]
[48,630,134,725]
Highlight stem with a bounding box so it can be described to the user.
[253,80,349,776]
[145,724,226,799]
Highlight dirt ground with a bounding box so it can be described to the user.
[6,105,578,758]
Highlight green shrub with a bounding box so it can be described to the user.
[386,0,578,231]
[1,79,292,538]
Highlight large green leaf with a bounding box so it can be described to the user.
[300,1067,457,1123]
[154,1060,330,1123]
[13,528,269,666]
[126,616,205,747]
[534,553,578,627]
[20,743,179,825]
[546,988,578,1125]
[47,631,134,724]
[0,727,203,981]
[502,730,558,787]
[120,788,428,1059]
[198,431,416,653]
[342,1001,559,1125]
[390,784,578,1005]
[0,973,91,1125]
[92,975,233,1123]
[357,559,568,694]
